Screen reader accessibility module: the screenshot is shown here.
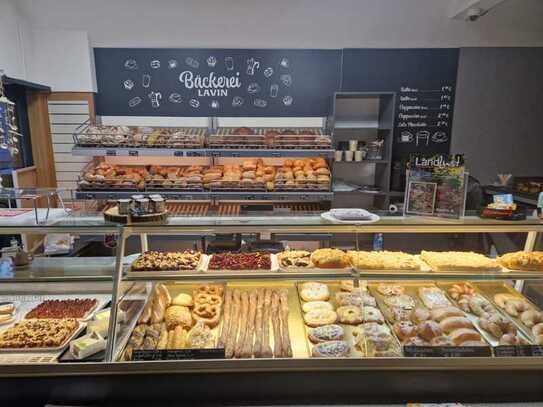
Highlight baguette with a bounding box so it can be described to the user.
[240,289,258,358]
[234,291,250,358]
[173,326,186,349]
[138,298,153,324]
[225,290,241,358]
[151,294,167,324]
[166,330,175,349]
[279,289,293,358]
[156,324,168,349]
[155,283,172,307]
[271,291,283,357]
[253,289,265,358]
[261,289,273,357]
[217,289,233,349]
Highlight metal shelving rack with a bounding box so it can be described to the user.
[329,92,396,210]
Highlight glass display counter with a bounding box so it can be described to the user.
[0,212,542,403]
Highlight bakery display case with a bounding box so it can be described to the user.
[0,210,542,402]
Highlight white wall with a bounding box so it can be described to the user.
[22,27,96,91]
[0,0,25,79]
[14,0,543,48]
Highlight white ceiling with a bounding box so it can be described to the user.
[13,0,543,47]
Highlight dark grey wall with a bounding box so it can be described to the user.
[452,47,543,184]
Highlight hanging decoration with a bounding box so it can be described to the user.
[0,71,22,160]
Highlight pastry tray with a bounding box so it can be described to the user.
[296,281,401,358]
[0,321,85,353]
[202,254,279,274]
[349,255,431,275]
[1,293,110,323]
[126,254,208,278]
[369,281,492,357]
[473,281,543,343]
[436,281,534,348]
[279,263,353,274]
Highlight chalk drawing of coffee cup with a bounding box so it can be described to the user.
[142,74,151,88]
[282,96,293,106]
[207,56,217,67]
[247,83,261,94]
[124,59,138,70]
[431,131,448,143]
[210,100,220,109]
[253,98,268,108]
[185,57,200,69]
[150,60,161,69]
[225,57,234,71]
[148,91,162,108]
[168,59,178,69]
[123,79,134,90]
[280,74,292,87]
[270,84,279,98]
[169,93,182,104]
[400,131,414,143]
[280,57,289,68]
[128,96,142,108]
[189,99,200,108]
[246,58,260,76]
[264,67,274,78]
[232,96,244,107]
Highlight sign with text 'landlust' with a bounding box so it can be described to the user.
[94,48,341,117]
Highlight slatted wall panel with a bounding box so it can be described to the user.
[48,100,91,193]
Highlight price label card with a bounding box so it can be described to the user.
[494,345,519,357]
[106,149,117,156]
[173,150,184,157]
[128,150,139,157]
[133,348,225,361]
[404,345,491,357]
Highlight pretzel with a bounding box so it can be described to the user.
[194,293,222,306]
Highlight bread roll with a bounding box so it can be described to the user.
[165,305,193,330]
[417,320,443,341]
[439,316,473,333]
[449,328,482,345]
[172,293,193,307]
[430,307,465,322]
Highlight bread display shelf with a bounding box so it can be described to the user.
[73,125,206,149]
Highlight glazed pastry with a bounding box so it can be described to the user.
[300,282,330,302]
[187,320,215,349]
[377,284,405,297]
[337,305,363,325]
[302,301,334,314]
[418,286,451,309]
[493,293,518,308]
[384,294,415,310]
[335,291,376,307]
[439,316,473,333]
[390,306,413,322]
[411,308,431,324]
[311,340,350,357]
[310,249,350,269]
[499,333,522,346]
[417,320,443,341]
[503,298,531,317]
[447,283,475,300]
[420,251,500,271]
[479,313,517,337]
[498,251,543,271]
[363,306,385,324]
[304,309,338,327]
[278,250,311,268]
[308,324,345,343]
[393,320,418,341]
[449,328,482,345]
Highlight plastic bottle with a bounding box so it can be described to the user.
[373,233,384,251]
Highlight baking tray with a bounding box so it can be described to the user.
[369,281,492,357]
[0,321,85,353]
[202,254,279,273]
[296,281,401,358]
[417,253,503,273]
[349,254,430,275]
[436,281,533,349]
[126,253,207,278]
[474,281,543,343]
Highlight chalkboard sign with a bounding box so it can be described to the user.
[341,49,459,162]
[94,48,341,117]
